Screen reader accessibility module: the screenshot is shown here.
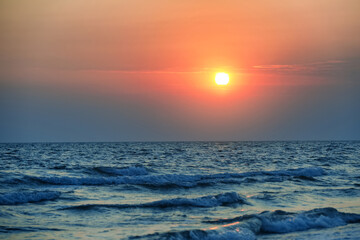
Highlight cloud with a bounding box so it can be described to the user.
[252,60,345,73]
[80,69,205,74]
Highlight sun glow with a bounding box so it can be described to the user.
[215,73,229,85]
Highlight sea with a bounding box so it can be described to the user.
[0,141,360,240]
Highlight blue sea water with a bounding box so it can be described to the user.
[0,141,360,239]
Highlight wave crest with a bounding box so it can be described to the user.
[93,166,148,176]
[132,208,360,239]
[24,167,326,188]
[259,207,360,233]
[0,191,61,205]
[207,207,360,234]
[62,192,250,210]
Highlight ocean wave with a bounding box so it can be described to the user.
[206,207,360,233]
[23,167,326,188]
[256,167,326,178]
[93,166,148,176]
[28,174,201,187]
[62,192,250,210]
[131,218,261,240]
[0,226,62,233]
[133,208,360,239]
[0,191,61,205]
[141,228,257,240]
[258,207,360,233]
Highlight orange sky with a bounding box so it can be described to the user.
[1,0,359,141]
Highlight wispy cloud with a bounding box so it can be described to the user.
[252,60,345,73]
[78,68,207,74]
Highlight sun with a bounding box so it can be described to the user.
[215,72,229,85]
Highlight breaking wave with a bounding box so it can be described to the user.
[93,166,148,176]
[62,192,250,210]
[132,208,360,239]
[258,207,360,233]
[0,191,61,205]
[24,167,326,188]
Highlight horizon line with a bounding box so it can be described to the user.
[1,139,359,144]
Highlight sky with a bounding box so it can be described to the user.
[1,0,359,142]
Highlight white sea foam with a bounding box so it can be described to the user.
[142,191,249,208]
[0,191,61,205]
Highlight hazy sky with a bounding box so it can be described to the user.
[1,0,359,142]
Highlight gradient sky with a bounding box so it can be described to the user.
[1,0,359,142]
